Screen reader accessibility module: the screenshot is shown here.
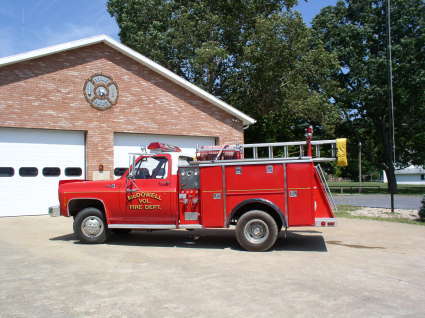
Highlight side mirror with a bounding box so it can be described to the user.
[127,155,138,180]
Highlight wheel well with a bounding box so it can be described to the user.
[230,202,284,229]
[68,199,106,218]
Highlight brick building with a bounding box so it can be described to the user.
[0,35,255,217]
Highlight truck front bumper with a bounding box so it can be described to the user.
[48,206,61,217]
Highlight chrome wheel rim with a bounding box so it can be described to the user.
[244,219,269,244]
[81,216,104,238]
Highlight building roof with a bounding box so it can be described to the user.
[0,34,256,126]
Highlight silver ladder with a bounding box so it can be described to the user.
[315,164,337,212]
[241,139,338,162]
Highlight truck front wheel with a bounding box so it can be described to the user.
[73,208,108,244]
[236,210,278,252]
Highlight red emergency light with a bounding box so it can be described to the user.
[148,142,181,153]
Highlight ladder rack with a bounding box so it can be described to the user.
[241,139,337,162]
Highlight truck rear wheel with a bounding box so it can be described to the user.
[236,210,278,252]
[73,208,108,244]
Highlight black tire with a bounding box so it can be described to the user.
[111,229,132,235]
[73,207,108,244]
[235,210,278,252]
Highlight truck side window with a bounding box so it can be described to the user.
[134,156,168,179]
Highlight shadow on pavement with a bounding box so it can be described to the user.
[51,233,76,241]
[50,229,327,252]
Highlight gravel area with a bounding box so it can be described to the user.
[349,207,420,220]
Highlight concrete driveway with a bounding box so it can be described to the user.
[0,216,424,317]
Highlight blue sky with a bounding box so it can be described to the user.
[0,0,338,58]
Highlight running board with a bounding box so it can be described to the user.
[315,218,336,227]
[178,224,203,229]
[108,224,176,229]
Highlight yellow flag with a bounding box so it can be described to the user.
[336,138,348,166]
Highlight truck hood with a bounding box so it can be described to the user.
[60,179,118,192]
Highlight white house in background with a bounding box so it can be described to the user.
[383,165,425,184]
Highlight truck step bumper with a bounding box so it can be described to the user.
[48,206,61,217]
[315,218,336,227]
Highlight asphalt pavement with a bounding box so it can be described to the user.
[333,194,423,209]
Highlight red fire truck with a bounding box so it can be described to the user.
[49,128,347,251]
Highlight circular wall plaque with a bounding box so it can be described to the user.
[83,74,119,110]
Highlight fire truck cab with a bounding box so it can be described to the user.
[50,130,346,251]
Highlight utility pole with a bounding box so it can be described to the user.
[386,0,396,213]
[358,141,362,193]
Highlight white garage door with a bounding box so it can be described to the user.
[113,133,215,178]
[0,128,85,217]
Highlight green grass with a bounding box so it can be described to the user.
[335,204,425,226]
[329,182,425,195]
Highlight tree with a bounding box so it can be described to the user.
[107,0,340,143]
[313,0,425,191]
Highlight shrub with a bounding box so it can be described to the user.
[419,195,425,221]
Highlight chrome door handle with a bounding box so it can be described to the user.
[159,180,170,186]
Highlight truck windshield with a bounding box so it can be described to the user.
[133,156,168,179]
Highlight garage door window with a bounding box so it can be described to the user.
[19,167,38,177]
[43,167,61,177]
[114,167,127,177]
[0,167,14,177]
[65,167,82,177]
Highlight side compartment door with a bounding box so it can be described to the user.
[199,166,224,227]
[286,163,315,226]
[124,155,176,225]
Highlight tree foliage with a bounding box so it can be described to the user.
[107,0,340,142]
[313,0,425,188]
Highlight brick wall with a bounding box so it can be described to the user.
[0,43,244,179]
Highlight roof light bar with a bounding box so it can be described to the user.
[147,142,181,153]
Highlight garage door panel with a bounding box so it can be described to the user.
[113,133,215,177]
[0,128,85,217]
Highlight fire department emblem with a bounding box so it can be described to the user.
[83,74,118,110]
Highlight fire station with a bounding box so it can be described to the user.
[0,35,255,217]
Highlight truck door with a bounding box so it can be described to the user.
[125,155,175,225]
